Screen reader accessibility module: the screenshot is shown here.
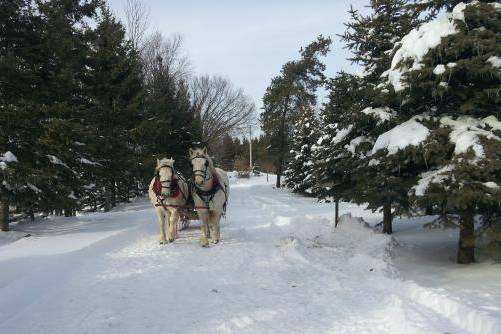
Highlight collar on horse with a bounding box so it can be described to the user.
[193,177,220,198]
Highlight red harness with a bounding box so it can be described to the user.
[153,177,181,198]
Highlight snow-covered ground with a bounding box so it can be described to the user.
[1,174,500,334]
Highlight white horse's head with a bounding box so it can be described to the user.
[155,157,175,196]
[189,147,212,186]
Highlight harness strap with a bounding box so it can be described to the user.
[155,203,209,210]
[192,177,228,214]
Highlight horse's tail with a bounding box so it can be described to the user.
[215,168,230,215]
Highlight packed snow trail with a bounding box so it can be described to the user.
[0,175,500,334]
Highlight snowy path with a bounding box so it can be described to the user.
[1,175,500,334]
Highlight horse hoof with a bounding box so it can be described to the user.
[159,240,166,245]
[211,239,219,244]
[202,243,210,248]
[168,238,175,243]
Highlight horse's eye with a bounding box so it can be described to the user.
[205,161,209,167]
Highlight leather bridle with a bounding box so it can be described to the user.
[191,155,212,183]
[155,164,178,197]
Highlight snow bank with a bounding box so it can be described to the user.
[0,231,30,247]
[383,2,470,91]
[372,117,430,155]
[440,116,501,159]
[279,212,393,278]
[333,214,394,274]
[361,107,394,123]
[400,280,501,334]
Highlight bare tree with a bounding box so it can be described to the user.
[124,0,150,50]
[141,32,191,87]
[191,75,256,148]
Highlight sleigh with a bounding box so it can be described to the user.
[177,205,198,231]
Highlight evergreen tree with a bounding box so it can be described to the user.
[284,106,320,193]
[86,5,144,211]
[134,55,200,180]
[1,0,102,223]
[412,0,498,21]
[33,0,101,216]
[0,0,44,229]
[315,0,419,232]
[312,72,367,225]
[261,35,331,188]
[385,1,501,263]
[215,134,236,171]
[341,0,418,84]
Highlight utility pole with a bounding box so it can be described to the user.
[249,125,253,172]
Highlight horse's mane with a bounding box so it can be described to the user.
[205,154,216,173]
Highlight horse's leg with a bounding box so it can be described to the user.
[197,210,210,247]
[209,211,221,244]
[156,208,167,244]
[168,210,179,242]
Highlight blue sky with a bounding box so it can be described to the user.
[108,0,369,111]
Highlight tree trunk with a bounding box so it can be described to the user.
[0,199,9,232]
[441,200,448,224]
[275,96,290,189]
[110,179,116,208]
[335,199,339,227]
[64,207,75,217]
[457,205,475,264]
[104,185,112,212]
[425,204,433,215]
[383,203,392,234]
[276,160,282,188]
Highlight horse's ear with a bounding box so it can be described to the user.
[202,147,207,156]
[156,158,160,166]
[189,148,194,158]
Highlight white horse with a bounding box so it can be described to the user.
[148,158,190,244]
[189,147,229,247]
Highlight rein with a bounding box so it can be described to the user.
[155,203,210,210]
